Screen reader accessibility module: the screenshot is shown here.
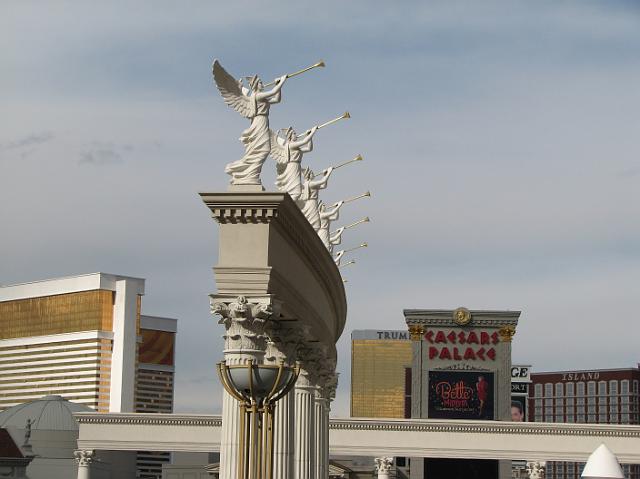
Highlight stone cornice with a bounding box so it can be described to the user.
[75,412,223,427]
[405,309,520,328]
[328,417,640,438]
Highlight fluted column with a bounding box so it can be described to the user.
[314,393,329,479]
[74,450,95,479]
[324,373,338,479]
[294,367,316,479]
[212,295,271,479]
[265,326,298,479]
[375,457,393,479]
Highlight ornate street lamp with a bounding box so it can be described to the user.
[217,359,300,479]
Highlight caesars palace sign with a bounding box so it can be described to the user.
[424,329,500,361]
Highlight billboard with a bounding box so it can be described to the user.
[510,396,527,422]
[428,371,494,420]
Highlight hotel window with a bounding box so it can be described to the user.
[621,380,629,394]
[535,383,543,397]
[566,414,574,423]
[588,414,596,422]
[576,382,585,396]
[556,397,564,407]
[555,406,564,418]
[576,397,585,406]
[622,413,630,423]
[587,381,596,396]
[577,413,585,422]
[567,463,575,475]
[566,383,575,397]
[633,380,638,393]
[610,413,619,423]
[609,380,618,395]
[545,406,553,418]
[545,383,553,397]
[598,381,607,397]
[587,404,596,414]
[556,383,564,397]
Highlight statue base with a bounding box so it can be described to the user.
[227,184,265,193]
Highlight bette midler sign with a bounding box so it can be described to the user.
[428,371,495,420]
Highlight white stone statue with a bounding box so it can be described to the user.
[298,167,334,229]
[270,126,319,200]
[317,201,343,249]
[212,60,287,186]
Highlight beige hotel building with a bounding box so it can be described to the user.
[0,272,177,478]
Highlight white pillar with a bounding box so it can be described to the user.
[109,278,142,412]
[375,457,393,479]
[265,331,298,479]
[273,387,295,478]
[314,390,326,479]
[295,370,316,479]
[74,450,95,479]
[317,395,332,479]
[219,356,242,479]
[212,296,270,479]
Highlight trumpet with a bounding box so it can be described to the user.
[264,60,325,87]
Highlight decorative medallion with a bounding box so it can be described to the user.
[452,307,472,326]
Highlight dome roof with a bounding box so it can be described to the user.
[0,395,93,432]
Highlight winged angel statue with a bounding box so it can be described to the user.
[269,126,318,201]
[212,60,287,185]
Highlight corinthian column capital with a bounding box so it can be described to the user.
[375,457,393,474]
[74,449,95,466]
[211,295,279,354]
[264,323,300,366]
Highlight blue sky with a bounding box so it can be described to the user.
[2,0,639,415]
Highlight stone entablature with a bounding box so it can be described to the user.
[74,412,640,462]
[201,192,347,350]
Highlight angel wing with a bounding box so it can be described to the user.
[212,60,254,118]
[270,129,289,165]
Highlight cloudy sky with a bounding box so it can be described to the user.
[2,0,639,416]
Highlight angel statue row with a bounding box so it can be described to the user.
[212,59,369,273]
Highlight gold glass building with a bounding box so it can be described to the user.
[350,330,412,418]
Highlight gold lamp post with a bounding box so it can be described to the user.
[217,359,300,479]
